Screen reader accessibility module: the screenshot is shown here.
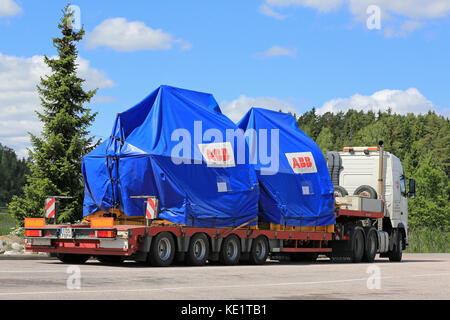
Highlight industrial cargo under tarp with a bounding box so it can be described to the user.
[82,85,260,227]
[237,108,335,227]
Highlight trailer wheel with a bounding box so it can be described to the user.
[363,227,378,262]
[389,229,403,262]
[334,186,348,198]
[351,227,365,263]
[249,236,268,265]
[148,232,175,267]
[219,235,241,265]
[186,233,209,266]
[56,253,90,264]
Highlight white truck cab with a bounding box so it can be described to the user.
[328,142,416,260]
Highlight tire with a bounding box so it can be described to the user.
[219,235,241,265]
[363,227,378,262]
[334,186,348,198]
[97,255,124,265]
[148,232,175,267]
[389,229,403,262]
[351,227,365,263]
[186,233,209,266]
[248,236,268,265]
[354,185,377,199]
[56,253,90,264]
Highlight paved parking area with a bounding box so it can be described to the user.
[0,254,448,300]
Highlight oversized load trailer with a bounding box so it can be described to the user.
[24,145,414,266]
[24,87,416,265]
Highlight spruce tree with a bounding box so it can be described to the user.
[9,5,98,224]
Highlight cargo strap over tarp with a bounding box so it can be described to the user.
[82,85,259,228]
[237,108,335,227]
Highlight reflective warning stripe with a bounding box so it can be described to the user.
[45,198,56,218]
[146,198,156,219]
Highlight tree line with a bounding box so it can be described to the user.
[0,144,29,207]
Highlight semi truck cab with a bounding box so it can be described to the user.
[328,143,416,255]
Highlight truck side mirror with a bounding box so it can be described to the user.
[408,179,416,199]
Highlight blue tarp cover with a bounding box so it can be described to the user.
[82,85,259,227]
[237,108,335,227]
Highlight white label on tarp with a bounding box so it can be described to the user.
[302,186,310,195]
[198,142,236,167]
[217,182,228,192]
[285,152,317,174]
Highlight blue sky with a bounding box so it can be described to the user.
[0,0,449,156]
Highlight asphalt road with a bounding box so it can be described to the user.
[0,254,448,300]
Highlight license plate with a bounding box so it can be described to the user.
[60,228,73,239]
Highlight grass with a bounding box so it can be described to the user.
[406,227,449,253]
[0,211,16,236]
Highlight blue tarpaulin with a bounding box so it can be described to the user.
[237,108,335,227]
[82,85,260,227]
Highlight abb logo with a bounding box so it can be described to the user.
[285,152,317,174]
[291,156,313,169]
[206,148,230,162]
[198,142,235,167]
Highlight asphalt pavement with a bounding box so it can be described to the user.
[0,254,448,300]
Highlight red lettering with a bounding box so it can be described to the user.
[207,148,230,162]
[298,157,306,168]
[305,157,312,168]
[292,157,300,168]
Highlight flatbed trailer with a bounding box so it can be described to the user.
[24,207,393,266]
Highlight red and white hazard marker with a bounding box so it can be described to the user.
[45,198,56,218]
[146,197,156,220]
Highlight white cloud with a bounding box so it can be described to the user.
[221,95,299,123]
[264,0,344,13]
[317,88,440,115]
[86,17,191,52]
[0,0,21,17]
[257,46,297,58]
[261,0,450,34]
[0,53,115,158]
[259,3,288,19]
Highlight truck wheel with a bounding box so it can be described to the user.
[148,232,175,267]
[249,236,268,265]
[186,233,209,266]
[219,235,241,265]
[363,227,378,262]
[97,255,124,265]
[334,186,348,198]
[351,227,365,263]
[56,253,90,264]
[353,185,377,199]
[389,229,403,262]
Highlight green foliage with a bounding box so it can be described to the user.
[0,144,29,206]
[297,108,450,230]
[406,227,449,253]
[9,5,98,226]
[0,213,16,236]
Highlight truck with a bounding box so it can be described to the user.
[24,142,416,266]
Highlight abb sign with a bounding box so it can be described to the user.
[285,152,317,174]
[198,142,235,167]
